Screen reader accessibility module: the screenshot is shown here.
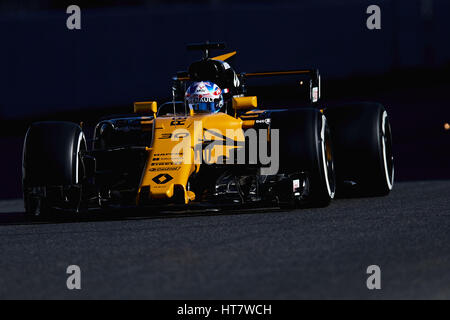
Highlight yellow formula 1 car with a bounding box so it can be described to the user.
[22,42,394,216]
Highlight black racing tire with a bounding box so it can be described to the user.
[22,121,87,217]
[270,108,336,207]
[324,102,394,197]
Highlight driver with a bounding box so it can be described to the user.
[185,81,224,114]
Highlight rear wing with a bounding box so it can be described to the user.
[240,69,321,104]
[174,68,322,104]
[180,42,321,103]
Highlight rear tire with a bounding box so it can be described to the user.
[22,122,87,217]
[324,102,394,197]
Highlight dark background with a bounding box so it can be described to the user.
[0,0,449,199]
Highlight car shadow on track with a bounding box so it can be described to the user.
[0,205,288,227]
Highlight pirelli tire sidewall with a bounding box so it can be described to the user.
[23,121,85,187]
[270,108,336,207]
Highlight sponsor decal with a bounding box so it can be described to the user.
[152,174,173,185]
[312,87,319,103]
[293,179,300,192]
[256,118,271,125]
[154,153,184,156]
[153,157,182,161]
[149,167,181,172]
[189,97,216,103]
[151,162,174,166]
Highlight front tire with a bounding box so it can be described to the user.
[22,122,87,217]
[271,108,336,208]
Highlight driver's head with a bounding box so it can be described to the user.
[185,81,223,114]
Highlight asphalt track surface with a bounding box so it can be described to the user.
[0,180,449,299]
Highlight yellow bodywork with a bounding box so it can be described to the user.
[232,96,257,110]
[212,51,237,62]
[134,101,157,114]
[137,112,246,204]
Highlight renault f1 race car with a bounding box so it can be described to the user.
[22,42,394,217]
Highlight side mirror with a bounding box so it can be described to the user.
[232,96,257,110]
[134,101,158,115]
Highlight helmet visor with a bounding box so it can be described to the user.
[188,101,218,113]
